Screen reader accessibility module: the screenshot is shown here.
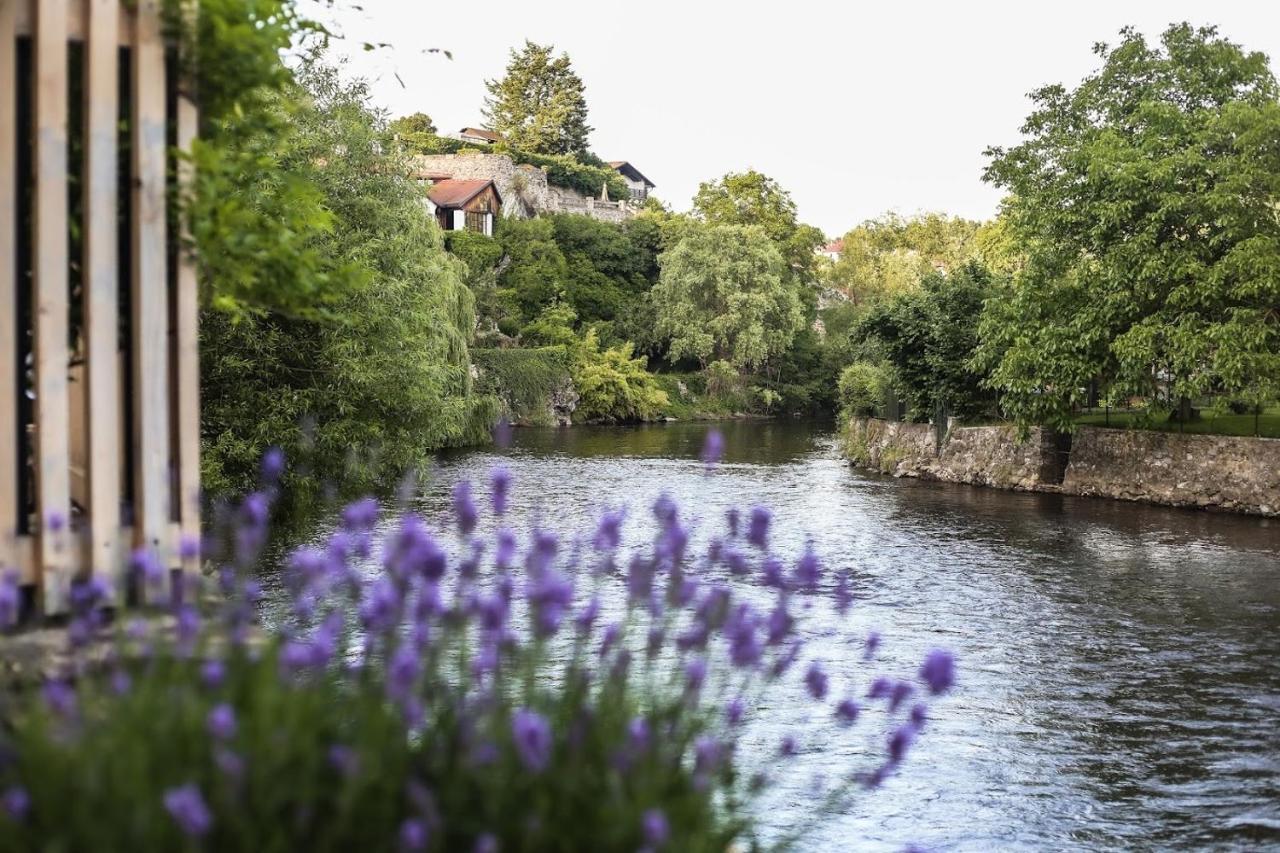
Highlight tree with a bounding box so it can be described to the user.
[826,212,982,306]
[691,171,824,277]
[483,41,592,156]
[389,111,437,136]
[201,64,494,498]
[652,224,805,372]
[979,23,1280,430]
[496,217,569,324]
[857,262,998,421]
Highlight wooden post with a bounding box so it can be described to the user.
[174,0,200,579]
[34,0,72,614]
[83,0,122,596]
[131,0,171,601]
[0,0,19,576]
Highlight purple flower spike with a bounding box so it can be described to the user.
[889,681,916,713]
[793,546,821,590]
[700,429,724,467]
[43,679,76,717]
[474,833,499,853]
[400,818,428,851]
[909,702,928,730]
[804,661,829,700]
[725,696,745,726]
[834,571,854,616]
[726,508,741,538]
[887,724,915,765]
[163,783,212,837]
[746,506,771,549]
[207,703,237,740]
[130,547,165,588]
[0,569,20,629]
[685,657,707,692]
[453,481,479,536]
[261,447,285,483]
[920,649,956,695]
[2,786,30,820]
[863,630,881,660]
[643,808,670,846]
[835,698,861,726]
[867,676,892,699]
[780,734,798,757]
[341,497,379,531]
[46,511,66,534]
[511,708,552,773]
[490,467,512,515]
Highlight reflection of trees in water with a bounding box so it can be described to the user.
[508,419,829,464]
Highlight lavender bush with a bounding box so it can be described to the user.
[0,437,955,850]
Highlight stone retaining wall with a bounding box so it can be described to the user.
[844,418,1280,517]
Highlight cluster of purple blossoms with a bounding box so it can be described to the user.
[0,432,958,849]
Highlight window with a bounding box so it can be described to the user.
[630,186,646,201]
[465,211,488,233]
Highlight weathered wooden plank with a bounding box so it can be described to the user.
[34,0,72,614]
[0,0,21,580]
[174,2,200,578]
[130,0,171,600]
[83,0,123,596]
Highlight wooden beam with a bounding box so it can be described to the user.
[130,0,170,601]
[83,0,122,597]
[0,0,20,579]
[34,0,72,614]
[174,0,200,579]
[14,1,132,45]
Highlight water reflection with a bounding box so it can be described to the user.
[276,420,1279,851]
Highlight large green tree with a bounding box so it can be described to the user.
[389,111,437,136]
[483,41,592,156]
[652,224,805,371]
[827,212,983,305]
[692,171,825,278]
[978,23,1280,429]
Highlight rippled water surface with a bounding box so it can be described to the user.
[280,420,1280,851]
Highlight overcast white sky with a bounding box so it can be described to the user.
[310,1,1280,238]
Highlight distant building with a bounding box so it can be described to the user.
[424,178,502,236]
[456,126,504,146]
[817,239,843,262]
[607,161,656,203]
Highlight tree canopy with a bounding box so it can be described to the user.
[692,171,824,277]
[483,41,592,156]
[652,224,805,371]
[389,111,437,136]
[826,212,983,305]
[978,23,1280,429]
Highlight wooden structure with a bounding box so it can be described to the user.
[426,178,501,236]
[0,0,200,617]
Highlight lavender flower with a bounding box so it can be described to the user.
[726,507,741,538]
[593,509,624,552]
[400,818,428,851]
[909,702,929,730]
[490,467,512,515]
[495,528,517,569]
[700,429,724,466]
[163,784,212,837]
[511,708,552,773]
[207,703,237,740]
[804,661,829,700]
[643,807,670,847]
[725,696,745,726]
[2,786,30,820]
[0,569,20,629]
[793,546,821,590]
[43,679,76,717]
[453,481,479,536]
[685,657,707,692]
[780,734,798,757]
[746,506,771,549]
[920,649,956,695]
[867,676,892,699]
[863,630,881,660]
[834,570,854,616]
[474,833,499,853]
[341,497,379,531]
[328,744,360,778]
[835,698,861,726]
[889,681,916,713]
[887,724,915,765]
[130,547,165,588]
[627,717,650,752]
[573,595,601,633]
[261,446,285,482]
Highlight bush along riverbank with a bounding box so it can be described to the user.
[844,417,1280,517]
[0,443,957,850]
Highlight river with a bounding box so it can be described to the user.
[278,419,1280,851]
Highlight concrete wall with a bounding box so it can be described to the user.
[844,418,1280,517]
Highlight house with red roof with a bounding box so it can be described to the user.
[817,239,843,262]
[424,178,502,236]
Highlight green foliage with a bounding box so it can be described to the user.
[652,224,805,372]
[571,330,670,423]
[980,23,1280,431]
[495,218,569,322]
[520,303,579,347]
[483,40,592,156]
[445,230,504,276]
[826,212,983,306]
[857,262,998,421]
[200,64,496,498]
[504,147,630,200]
[472,347,573,426]
[838,362,891,419]
[389,111,437,136]
[692,170,824,277]
[397,132,486,155]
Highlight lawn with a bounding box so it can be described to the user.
[1073,406,1280,439]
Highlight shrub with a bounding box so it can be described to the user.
[571,330,670,422]
[445,230,503,275]
[839,362,890,418]
[0,449,956,849]
[472,347,573,426]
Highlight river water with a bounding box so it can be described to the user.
[282,419,1280,851]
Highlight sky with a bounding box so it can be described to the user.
[310,0,1280,238]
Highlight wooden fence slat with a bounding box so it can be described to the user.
[14,2,132,45]
[131,0,170,601]
[84,0,122,597]
[34,0,72,614]
[0,0,20,578]
[175,2,200,578]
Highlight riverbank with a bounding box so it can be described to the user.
[844,417,1280,517]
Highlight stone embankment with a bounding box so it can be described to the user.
[844,417,1280,517]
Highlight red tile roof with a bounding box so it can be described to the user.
[427,179,498,208]
[822,239,844,254]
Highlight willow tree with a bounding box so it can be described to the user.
[977,23,1280,429]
